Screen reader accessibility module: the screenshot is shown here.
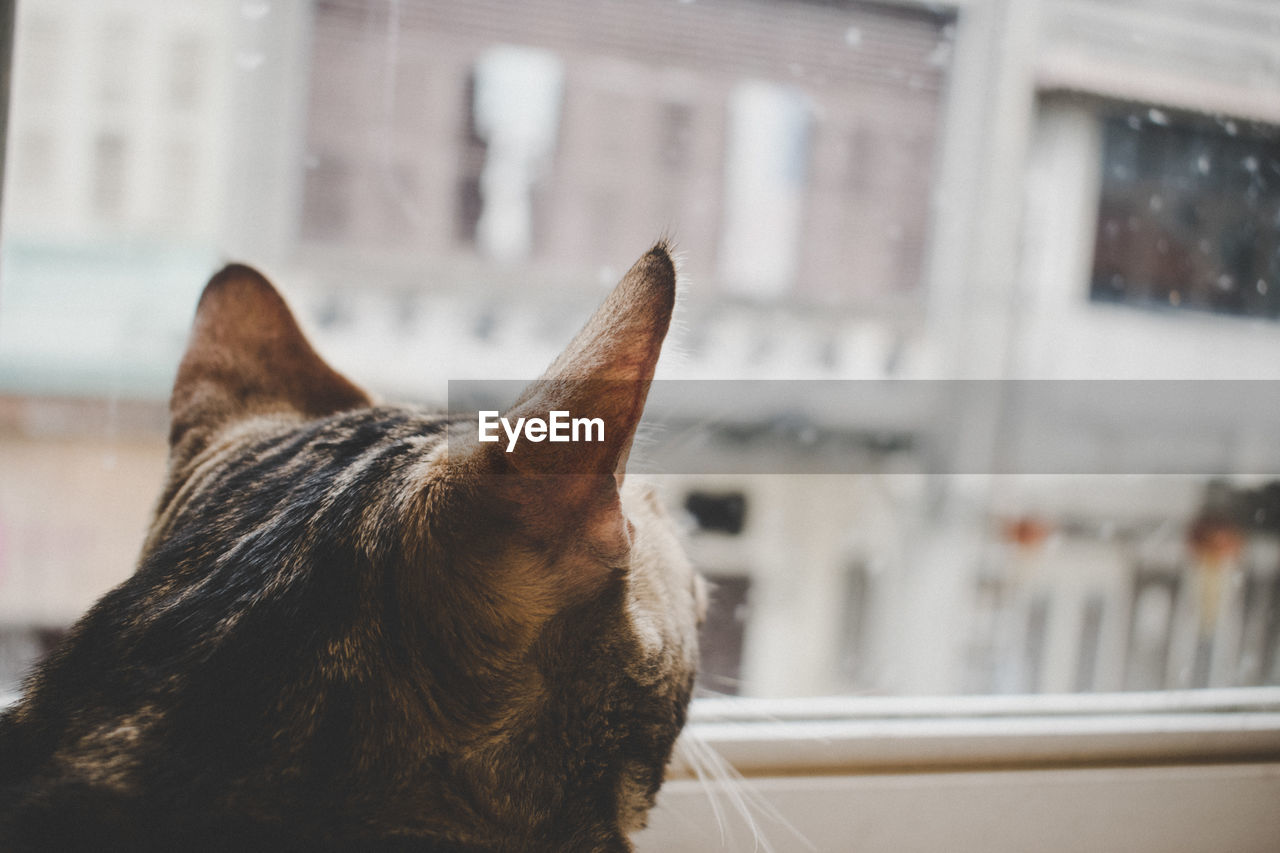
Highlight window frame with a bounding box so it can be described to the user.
[681,688,1280,777]
[634,689,1280,851]
[3,2,1280,849]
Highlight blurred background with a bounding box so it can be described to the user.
[2,0,1280,700]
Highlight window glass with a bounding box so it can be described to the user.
[1091,111,1280,317]
[2,0,1279,707]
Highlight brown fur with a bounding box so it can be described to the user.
[0,243,700,852]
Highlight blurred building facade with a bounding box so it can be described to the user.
[2,0,1280,698]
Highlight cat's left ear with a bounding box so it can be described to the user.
[170,264,370,464]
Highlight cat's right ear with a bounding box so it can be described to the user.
[170,264,370,465]
[453,242,677,603]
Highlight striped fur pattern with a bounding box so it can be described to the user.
[0,244,702,851]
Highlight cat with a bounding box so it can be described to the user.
[0,242,704,852]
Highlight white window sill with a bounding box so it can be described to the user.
[675,687,1280,775]
[637,689,1280,852]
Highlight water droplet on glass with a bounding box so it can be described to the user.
[241,1,270,19]
[235,50,265,71]
[1259,279,1269,295]
[1217,274,1234,290]
[1223,119,1239,136]
[1169,291,1182,306]
[1127,114,1142,130]
[1148,195,1164,212]
[844,26,862,46]
[1197,154,1211,174]
[1147,108,1169,126]
[1244,156,1259,172]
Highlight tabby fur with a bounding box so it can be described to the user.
[0,243,702,852]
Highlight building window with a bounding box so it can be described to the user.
[163,137,198,228]
[457,45,564,262]
[696,574,751,696]
[169,33,207,110]
[16,13,62,103]
[97,17,137,105]
[455,70,487,246]
[838,560,876,688]
[844,124,875,196]
[1090,111,1280,319]
[301,151,353,241]
[92,132,128,218]
[684,490,747,536]
[718,80,813,299]
[659,101,693,173]
[15,129,55,196]
[1126,569,1180,690]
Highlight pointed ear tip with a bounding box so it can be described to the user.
[646,240,676,272]
[206,262,277,292]
[637,241,678,300]
[199,263,282,308]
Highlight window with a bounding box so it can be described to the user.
[169,32,207,109]
[718,81,814,299]
[97,16,137,105]
[3,1,1279,850]
[658,101,693,173]
[13,12,60,102]
[466,45,564,262]
[1091,111,1280,318]
[302,151,353,241]
[12,128,54,196]
[91,131,128,218]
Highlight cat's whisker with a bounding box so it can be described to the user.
[680,729,817,853]
[675,734,729,847]
[690,732,774,853]
[680,730,771,853]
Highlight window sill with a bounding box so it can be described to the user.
[676,687,1280,776]
[639,689,1280,852]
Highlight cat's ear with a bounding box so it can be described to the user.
[504,242,676,485]
[462,242,674,583]
[170,264,370,460]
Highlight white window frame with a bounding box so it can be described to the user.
[637,689,1280,852]
[4,3,1280,851]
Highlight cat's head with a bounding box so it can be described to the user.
[153,243,702,849]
